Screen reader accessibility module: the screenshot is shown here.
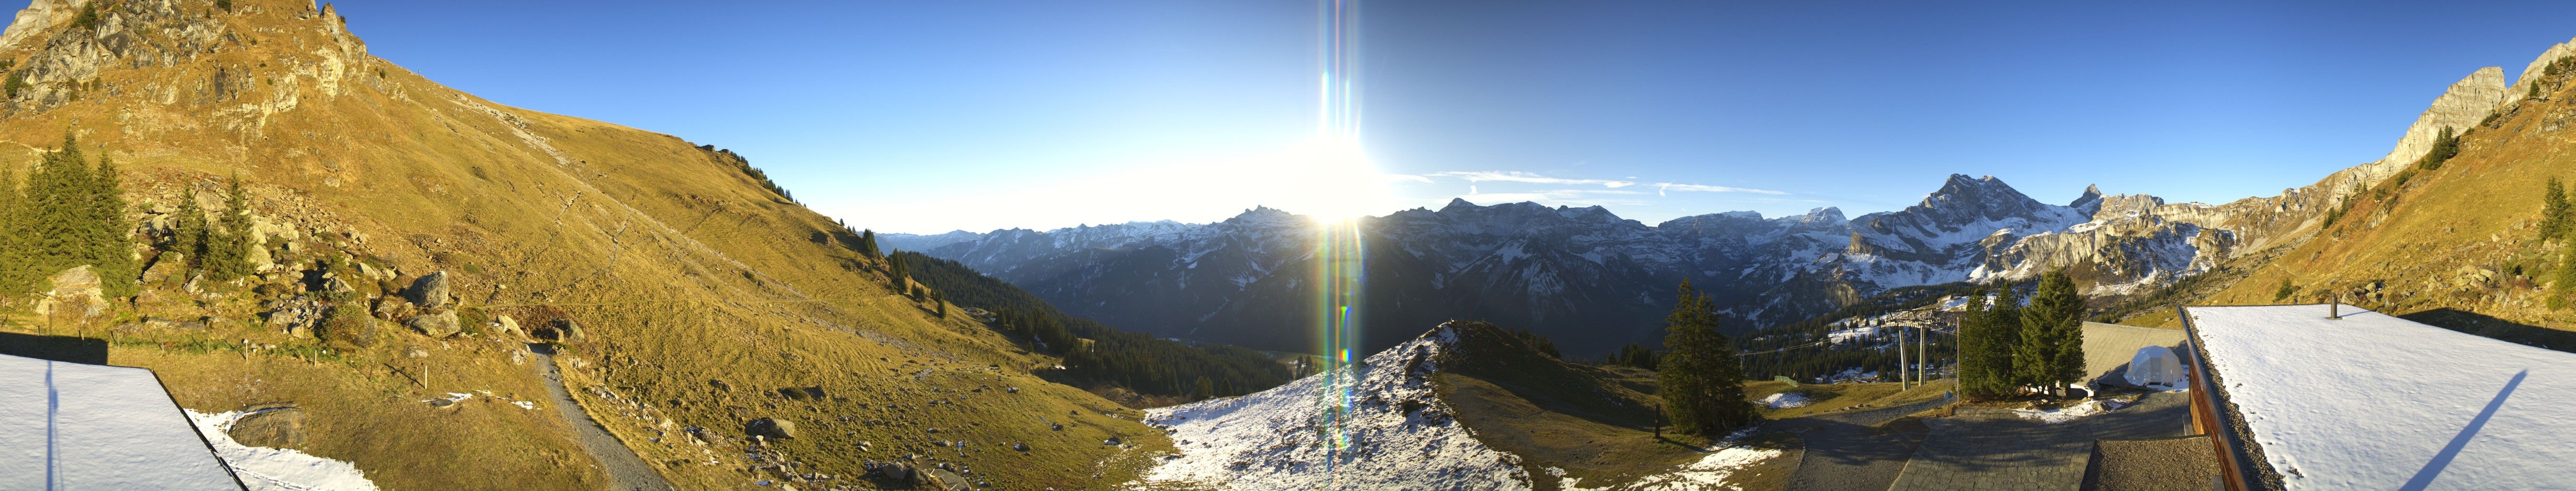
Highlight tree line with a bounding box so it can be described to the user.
[1956,269,2087,399]
[889,250,1292,400]
[0,134,139,298]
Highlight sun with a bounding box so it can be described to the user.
[1266,134,1396,224]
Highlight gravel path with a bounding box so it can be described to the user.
[1779,396,1955,491]
[531,344,675,491]
[2084,435,2219,491]
[1886,392,2192,491]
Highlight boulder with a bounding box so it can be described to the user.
[492,315,524,339]
[917,468,969,491]
[372,296,417,321]
[245,244,276,273]
[874,462,914,482]
[560,319,585,342]
[407,271,451,310]
[746,417,798,440]
[140,252,186,285]
[406,310,460,338]
[34,266,106,319]
[227,406,306,448]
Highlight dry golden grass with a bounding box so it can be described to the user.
[0,1,1175,489]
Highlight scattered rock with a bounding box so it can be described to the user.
[491,315,523,339]
[916,468,969,491]
[140,252,186,285]
[226,405,305,448]
[1012,443,1030,452]
[746,417,798,440]
[34,266,106,318]
[246,245,276,273]
[874,462,914,482]
[406,310,460,338]
[372,296,417,321]
[408,271,451,310]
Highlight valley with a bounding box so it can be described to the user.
[0,1,2571,491]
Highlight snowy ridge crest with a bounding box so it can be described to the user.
[1136,322,1531,491]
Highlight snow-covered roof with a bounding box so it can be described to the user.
[2184,304,2576,490]
[0,353,242,490]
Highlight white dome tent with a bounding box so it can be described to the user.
[2124,345,2186,389]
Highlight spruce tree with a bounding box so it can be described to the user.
[2024,270,2085,396]
[859,229,881,259]
[1658,280,1753,435]
[172,188,207,276]
[200,175,253,281]
[1987,283,2027,394]
[0,166,26,295]
[1956,287,2009,399]
[86,154,133,298]
[2420,127,2459,170]
[2554,241,2576,310]
[2546,177,2569,241]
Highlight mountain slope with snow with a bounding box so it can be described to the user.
[912,174,2240,355]
[1135,321,1784,491]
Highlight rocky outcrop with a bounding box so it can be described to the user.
[745,417,797,440]
[34,265,104,318]
[2362,67,2509,184]
[405,309,457,338]
[407,270,449,310]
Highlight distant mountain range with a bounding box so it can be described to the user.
[888,36,2552,359]
[887,173,2215,356]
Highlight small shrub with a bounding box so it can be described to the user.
[2272,277,2299,302]
[321,294,379,348]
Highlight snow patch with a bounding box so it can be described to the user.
[1759,392,1813,409]
[186,409,380,491]
[2011,399,2109,423]
[1136,324,1531,491]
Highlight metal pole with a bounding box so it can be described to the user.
[1918,323,1928,383]
[1898,324,1909,389]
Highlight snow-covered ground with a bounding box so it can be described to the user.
[1760,392,1813,409]
[0,354,240,490]
[1561,429,1780,491]
[187,409,380,491]
[2011,399,2109,423]
[1136,325,1533,491]
[2188,304,2576,490]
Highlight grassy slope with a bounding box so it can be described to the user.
[1432,322,1794,490]
[2167,61,2576,351]
[0,1,1166,490]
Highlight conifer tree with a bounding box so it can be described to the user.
[2545,177,2569,241]
[2024,270,2085,396]
[1658,279,1754,434]
[859,229,881,259]
[2420,127,2459,170]
[0,166,26,295]
[2554,241,2576,310]
[172,188,207,274]
[1986,282,2027,393]
[1956,287,2010,399]
[201,174,253,281]
[86,154,133,298]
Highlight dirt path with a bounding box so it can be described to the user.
[1779,396,1953,491]
[530,343,675,491]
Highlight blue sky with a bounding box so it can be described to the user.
[334,1,2576,234]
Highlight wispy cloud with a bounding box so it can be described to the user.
[1656,183,1789,196]
[1432,171,1635,188]
[1430,170,1786,196]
